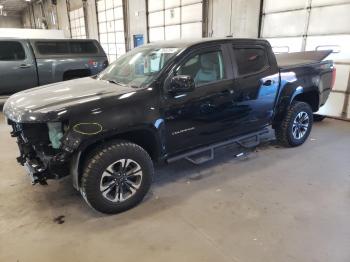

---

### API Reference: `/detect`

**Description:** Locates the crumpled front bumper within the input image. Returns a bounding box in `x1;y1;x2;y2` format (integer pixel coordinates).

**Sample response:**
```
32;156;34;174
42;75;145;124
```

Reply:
23;159;48;185
7;119;70;185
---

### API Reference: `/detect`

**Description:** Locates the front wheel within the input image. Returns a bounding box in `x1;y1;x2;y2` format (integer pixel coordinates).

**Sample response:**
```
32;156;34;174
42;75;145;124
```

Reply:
81;141;154;214
275;101;313;147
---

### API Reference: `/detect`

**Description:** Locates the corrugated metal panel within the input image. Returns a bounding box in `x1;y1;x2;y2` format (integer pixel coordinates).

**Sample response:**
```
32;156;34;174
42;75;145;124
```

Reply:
265;37;304;53
261;0;350;119
308;4;350;35
317;92;346;117
305;35;350;61
147;0;203;42
69;7;86;39
263;0;307;13
262;10;307;37
311;0;350;6
96;0;126;62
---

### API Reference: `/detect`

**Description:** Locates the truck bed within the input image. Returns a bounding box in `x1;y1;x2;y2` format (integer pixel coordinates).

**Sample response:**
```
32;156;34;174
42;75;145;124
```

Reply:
276;50;332;68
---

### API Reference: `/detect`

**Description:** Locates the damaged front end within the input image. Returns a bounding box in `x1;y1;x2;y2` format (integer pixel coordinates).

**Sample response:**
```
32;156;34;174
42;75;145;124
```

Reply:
8;119;76;185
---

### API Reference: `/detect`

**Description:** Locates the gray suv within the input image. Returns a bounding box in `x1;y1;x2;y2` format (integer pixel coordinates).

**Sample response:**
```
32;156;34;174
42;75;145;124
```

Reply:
0;39;108;96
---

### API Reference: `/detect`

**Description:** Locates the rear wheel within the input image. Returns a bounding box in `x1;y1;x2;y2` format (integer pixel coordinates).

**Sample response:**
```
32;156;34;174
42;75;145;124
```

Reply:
275;101;313;147
81;140;153;214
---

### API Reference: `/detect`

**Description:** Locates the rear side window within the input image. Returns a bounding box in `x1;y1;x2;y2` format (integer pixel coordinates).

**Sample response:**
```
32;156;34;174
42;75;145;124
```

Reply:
36;42;69;54
0;41;25;61
70;41;98;54
35;41;98;55
233;47;268;75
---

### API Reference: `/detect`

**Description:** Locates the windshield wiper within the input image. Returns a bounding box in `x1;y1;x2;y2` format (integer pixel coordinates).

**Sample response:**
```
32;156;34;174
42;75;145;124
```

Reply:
105;79;127;86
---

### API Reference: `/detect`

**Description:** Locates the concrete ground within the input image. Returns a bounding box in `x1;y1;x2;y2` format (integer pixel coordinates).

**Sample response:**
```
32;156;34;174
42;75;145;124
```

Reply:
0;112;349;262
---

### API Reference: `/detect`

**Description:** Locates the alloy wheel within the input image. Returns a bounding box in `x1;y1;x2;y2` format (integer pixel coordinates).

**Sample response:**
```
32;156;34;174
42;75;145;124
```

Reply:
292;111;310;140
99;159;143;202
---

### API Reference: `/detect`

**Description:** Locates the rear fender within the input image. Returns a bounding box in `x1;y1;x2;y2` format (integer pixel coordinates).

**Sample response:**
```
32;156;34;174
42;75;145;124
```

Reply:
273;83;304;124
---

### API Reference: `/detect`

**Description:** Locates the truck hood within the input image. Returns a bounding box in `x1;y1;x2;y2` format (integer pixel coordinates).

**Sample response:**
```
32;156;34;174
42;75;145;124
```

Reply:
3;77;136;123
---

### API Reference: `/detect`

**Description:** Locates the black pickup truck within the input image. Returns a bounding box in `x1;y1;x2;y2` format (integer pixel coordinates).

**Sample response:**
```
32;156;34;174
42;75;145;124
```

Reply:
3;38;335;214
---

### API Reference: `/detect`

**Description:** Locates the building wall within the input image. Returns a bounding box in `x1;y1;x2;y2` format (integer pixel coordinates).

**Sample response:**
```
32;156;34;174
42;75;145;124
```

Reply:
56;0;71;37
22;6;34;28
20;0;261;45
68;0;83;10
42;0;59;30
208;0;261;38
0;16;23;28
127;0;148;49
22;0;77;38
22;0;56;30
85;0;99;40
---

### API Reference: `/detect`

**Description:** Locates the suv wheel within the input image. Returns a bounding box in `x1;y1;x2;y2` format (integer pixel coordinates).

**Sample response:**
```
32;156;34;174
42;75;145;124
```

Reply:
275;101;313;147
81;141;153;214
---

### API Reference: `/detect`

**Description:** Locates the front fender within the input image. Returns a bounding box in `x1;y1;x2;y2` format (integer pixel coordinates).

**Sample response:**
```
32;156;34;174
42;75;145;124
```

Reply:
65;123;165;190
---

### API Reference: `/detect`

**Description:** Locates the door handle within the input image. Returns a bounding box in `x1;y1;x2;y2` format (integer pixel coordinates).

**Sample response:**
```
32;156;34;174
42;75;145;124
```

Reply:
221;89;235;95
18;64;32;69
262;80;273;86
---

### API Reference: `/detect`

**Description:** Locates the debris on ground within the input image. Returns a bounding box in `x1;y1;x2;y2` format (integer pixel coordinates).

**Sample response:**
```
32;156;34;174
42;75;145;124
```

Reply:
53;215;65;224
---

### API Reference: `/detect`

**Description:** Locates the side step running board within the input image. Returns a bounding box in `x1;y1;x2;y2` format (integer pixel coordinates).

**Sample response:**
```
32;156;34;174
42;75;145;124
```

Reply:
167;128;269;165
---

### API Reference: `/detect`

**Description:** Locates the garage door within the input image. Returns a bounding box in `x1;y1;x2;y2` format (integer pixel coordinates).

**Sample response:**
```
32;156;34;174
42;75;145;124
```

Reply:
147;0;203;42
69;7;86;39
261;0;350;119
96;0;126;62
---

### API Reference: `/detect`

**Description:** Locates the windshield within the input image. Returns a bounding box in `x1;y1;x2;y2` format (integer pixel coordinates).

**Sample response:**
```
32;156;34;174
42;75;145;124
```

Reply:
97;47;181;88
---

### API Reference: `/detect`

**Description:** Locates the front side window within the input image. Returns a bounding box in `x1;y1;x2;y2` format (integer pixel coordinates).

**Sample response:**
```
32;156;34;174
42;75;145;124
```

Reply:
233;47;268;75
177;50;225;87
0;41;25;61
98;47;180;88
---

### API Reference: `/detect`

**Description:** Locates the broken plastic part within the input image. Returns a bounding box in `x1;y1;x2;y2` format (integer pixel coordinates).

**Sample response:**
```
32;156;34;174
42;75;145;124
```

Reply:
47;122;63;149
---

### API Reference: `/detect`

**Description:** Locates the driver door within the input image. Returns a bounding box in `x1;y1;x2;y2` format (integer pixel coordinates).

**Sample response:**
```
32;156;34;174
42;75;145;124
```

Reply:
162;45;237;154
0;40;37;95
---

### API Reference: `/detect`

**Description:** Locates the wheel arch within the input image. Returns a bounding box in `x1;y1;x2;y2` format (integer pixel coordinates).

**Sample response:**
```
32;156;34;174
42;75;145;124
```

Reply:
293;90;319;112
273;84;319;126
63;69;91;81
71;127;163;190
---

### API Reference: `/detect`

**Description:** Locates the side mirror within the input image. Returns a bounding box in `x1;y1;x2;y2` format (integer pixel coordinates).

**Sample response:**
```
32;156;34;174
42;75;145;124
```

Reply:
168;75;195;94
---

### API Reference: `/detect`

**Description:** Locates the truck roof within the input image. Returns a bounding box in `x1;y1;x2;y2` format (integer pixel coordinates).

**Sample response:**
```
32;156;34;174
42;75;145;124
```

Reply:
144;37;270;49
0;38;98;42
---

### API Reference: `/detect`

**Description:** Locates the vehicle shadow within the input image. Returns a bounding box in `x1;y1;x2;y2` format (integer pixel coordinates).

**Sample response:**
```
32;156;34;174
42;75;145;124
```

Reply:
3;115;334;226
34;133;282;226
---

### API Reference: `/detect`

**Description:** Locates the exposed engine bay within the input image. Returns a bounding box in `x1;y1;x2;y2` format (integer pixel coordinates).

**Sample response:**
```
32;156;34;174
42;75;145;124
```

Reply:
8;119;72;185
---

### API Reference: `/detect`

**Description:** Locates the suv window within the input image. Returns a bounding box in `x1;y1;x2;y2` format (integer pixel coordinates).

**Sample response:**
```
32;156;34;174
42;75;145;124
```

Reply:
70;41;98;54
0;41;25;61
35;41;98;55
178;50;225;87
36;42;69;54
233;47;268;75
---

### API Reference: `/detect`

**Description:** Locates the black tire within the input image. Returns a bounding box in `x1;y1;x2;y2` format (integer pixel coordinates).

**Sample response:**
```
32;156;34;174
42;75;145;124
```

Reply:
313;114;326;122
81;140;153;214
275;101;313;147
